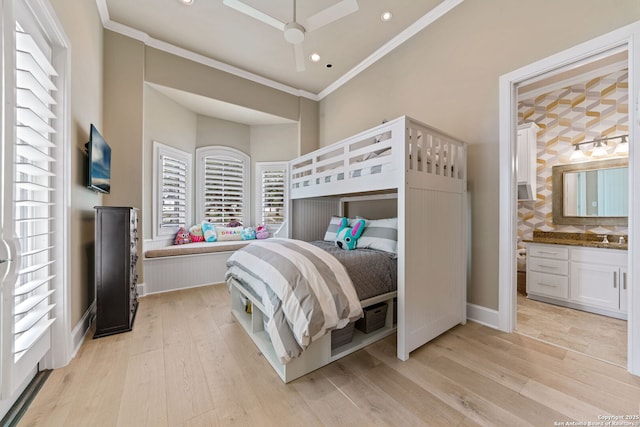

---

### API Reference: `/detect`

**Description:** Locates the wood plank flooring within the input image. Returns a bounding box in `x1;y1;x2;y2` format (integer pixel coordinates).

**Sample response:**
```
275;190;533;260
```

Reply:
516;293;627;367
19;284;640;427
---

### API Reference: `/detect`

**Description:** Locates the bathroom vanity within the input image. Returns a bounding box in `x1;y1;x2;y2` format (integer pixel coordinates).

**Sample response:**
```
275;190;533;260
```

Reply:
526;235;627;320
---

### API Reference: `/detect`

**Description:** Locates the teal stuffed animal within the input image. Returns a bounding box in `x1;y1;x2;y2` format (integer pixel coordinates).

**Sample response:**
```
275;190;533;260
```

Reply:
335;218;366;250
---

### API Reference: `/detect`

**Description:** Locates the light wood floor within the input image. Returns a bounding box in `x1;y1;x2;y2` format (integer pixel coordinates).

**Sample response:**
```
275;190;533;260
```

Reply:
19;284;640;427
516;293;627;367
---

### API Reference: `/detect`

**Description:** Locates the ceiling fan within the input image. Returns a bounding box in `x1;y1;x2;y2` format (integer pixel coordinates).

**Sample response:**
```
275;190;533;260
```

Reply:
222;0;359;72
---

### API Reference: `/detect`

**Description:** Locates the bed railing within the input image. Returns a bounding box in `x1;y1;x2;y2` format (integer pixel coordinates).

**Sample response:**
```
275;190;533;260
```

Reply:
290;116;466;199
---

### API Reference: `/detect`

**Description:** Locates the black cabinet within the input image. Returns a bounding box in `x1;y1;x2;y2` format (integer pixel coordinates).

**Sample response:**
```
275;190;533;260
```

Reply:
94;206;139;338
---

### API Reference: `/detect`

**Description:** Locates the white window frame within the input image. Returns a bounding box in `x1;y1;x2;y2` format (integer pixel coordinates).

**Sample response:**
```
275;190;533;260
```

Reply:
152;141;192;240
255;161;288;236
196;146;250;226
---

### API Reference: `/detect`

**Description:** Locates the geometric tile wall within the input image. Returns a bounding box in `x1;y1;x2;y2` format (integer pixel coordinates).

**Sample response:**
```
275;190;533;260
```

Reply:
517;68;629;254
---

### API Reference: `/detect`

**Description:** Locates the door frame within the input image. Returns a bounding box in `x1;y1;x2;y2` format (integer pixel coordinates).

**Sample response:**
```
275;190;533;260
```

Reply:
498;21;640;375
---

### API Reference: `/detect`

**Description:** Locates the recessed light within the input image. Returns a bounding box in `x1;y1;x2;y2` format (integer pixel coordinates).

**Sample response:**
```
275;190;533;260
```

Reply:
310;53;321;62
381;11;392;21
179;0;194;5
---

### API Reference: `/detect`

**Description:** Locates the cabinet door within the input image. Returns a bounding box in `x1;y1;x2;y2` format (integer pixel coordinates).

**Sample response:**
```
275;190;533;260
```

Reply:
570;262;620;310
516;128;529;183
620;267;628;314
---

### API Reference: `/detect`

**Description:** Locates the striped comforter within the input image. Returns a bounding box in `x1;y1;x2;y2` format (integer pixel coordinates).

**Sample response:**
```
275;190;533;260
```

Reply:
225;238;363;364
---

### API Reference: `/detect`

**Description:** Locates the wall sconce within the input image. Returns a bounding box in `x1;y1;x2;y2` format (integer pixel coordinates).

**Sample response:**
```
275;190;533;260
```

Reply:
570;134;629;162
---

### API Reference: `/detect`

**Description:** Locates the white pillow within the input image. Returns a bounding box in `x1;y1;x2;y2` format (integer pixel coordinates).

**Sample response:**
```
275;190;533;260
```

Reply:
323;216;344;241
356;217;398;254
217;226;243;241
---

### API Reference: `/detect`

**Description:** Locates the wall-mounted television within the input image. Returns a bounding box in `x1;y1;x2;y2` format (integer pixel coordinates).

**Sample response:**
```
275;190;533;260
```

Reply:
86;124;111;194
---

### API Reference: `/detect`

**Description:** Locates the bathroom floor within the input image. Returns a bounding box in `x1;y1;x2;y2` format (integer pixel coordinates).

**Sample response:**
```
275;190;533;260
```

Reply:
516;293;627;367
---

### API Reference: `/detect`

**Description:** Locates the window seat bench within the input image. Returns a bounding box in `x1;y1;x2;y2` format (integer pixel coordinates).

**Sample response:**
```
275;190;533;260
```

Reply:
142;240;254;295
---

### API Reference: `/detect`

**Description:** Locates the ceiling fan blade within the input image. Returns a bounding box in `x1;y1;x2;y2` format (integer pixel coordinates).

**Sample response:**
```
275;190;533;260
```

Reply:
222;0;286;31
302;0;358;32
294;43;305;72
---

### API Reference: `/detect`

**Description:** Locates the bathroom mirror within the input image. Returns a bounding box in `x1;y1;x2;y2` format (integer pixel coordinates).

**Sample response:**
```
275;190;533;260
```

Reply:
552;158;628;226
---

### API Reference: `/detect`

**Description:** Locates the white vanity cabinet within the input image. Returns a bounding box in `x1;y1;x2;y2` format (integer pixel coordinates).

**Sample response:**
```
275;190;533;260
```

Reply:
526;242;627;319
526;244;569;299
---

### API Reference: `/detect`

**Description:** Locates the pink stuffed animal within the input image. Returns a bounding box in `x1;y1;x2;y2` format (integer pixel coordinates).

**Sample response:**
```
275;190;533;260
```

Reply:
255;225;269;239
174;226;191;245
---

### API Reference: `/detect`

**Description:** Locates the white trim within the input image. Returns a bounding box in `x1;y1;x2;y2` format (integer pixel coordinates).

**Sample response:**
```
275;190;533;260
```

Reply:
70;301;96;359
152;141;193;240
466;303;499;329
96;0;463;101
499;20;640;376
254;161;288;234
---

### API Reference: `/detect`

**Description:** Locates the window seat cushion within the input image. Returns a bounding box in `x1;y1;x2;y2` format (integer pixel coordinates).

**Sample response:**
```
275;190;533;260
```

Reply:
145;240;252;259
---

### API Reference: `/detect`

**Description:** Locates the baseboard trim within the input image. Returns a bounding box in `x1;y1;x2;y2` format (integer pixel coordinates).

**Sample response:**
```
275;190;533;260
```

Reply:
466;303;499;329
141;281;226;297
71;300;96;358
137;281;145;297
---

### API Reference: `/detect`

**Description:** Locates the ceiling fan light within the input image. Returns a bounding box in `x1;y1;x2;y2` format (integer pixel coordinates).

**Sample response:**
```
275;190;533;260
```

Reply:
284;22;305;44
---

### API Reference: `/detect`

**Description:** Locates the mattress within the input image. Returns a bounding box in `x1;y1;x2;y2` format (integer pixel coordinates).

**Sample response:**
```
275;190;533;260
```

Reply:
310;240;397;301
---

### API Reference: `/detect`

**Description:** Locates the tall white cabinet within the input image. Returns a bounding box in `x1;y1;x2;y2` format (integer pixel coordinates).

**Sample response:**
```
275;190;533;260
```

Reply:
517;123;540;201
527;242;627;319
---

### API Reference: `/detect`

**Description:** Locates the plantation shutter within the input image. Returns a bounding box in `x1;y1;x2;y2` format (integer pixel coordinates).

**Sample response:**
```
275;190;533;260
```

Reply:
203;156;246;225
12;21;57;369
160;155;187;228
260;168;286;225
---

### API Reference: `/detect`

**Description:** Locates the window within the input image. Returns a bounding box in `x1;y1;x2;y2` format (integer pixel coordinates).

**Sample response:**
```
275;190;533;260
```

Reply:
153;142;192;239
196;147;250;226
255;162;288;234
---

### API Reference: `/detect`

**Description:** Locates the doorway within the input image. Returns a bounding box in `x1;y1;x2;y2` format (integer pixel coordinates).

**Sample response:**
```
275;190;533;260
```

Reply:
498;22;640;375
513;55;629;367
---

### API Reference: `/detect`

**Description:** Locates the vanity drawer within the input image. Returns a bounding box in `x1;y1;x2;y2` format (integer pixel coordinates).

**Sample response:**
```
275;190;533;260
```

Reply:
528;244;569;260
527;257;569;275
571;247;627;266
527;271;569;299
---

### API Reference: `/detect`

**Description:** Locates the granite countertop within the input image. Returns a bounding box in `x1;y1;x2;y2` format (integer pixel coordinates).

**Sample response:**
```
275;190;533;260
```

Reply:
523;231;628;250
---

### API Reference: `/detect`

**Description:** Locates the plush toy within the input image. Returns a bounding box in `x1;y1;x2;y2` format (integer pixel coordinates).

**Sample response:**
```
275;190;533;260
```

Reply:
255;225;269;240
335;218;365;250
202;222;217;242
241;227;256;240
189;223;204;242
227;219;243;228
174;226;191;245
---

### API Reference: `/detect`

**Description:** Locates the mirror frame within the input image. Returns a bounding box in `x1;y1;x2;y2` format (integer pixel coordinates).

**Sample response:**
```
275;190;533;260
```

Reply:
552;157;628;226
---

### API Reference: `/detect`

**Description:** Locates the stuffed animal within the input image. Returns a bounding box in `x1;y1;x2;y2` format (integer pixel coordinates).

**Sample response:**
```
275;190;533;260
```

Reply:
227;219;243;228
189;224;204;242
241;227;256;240
335;218;365;250
174;226;191;245
255;224;269;239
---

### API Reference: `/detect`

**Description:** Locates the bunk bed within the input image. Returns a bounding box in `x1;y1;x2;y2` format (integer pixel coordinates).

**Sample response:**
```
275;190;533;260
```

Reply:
227;115;468;382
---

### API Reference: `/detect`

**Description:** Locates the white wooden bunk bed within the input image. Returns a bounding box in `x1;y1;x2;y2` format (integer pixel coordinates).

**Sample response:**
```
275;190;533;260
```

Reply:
227;115;468;382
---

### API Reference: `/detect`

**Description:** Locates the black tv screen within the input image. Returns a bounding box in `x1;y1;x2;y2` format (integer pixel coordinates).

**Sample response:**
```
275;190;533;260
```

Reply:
87;124;111;194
